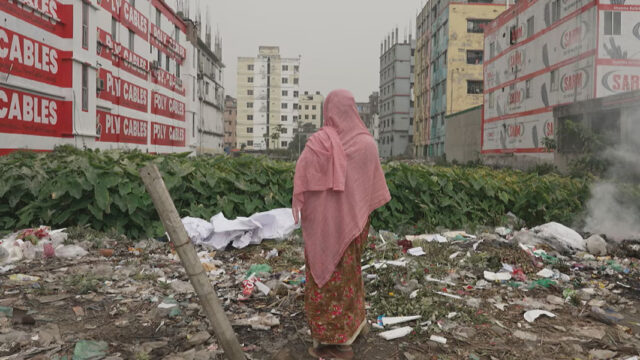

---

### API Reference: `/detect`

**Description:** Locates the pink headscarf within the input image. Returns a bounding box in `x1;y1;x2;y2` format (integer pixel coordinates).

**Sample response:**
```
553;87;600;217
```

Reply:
293;89;391;288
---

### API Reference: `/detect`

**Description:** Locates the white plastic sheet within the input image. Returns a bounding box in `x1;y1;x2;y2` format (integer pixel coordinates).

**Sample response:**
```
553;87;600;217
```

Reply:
182;208;299;250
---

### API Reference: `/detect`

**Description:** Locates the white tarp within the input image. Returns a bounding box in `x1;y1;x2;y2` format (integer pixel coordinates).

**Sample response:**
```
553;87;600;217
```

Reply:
182;208;299;250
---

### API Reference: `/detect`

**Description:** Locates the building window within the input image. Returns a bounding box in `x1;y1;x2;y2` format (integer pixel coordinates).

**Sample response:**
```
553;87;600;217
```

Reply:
282;78;288;84
293;103;298;110
604;11;622;35
305;115;309;120
128;30;135;51
526;79;531;98
247;89;253;96
467;80;483;94
247;115;253;120
165;54;170;71
552;0;561;23
294;78;299;84
281;103;288;109
510;25;517;45
466;50;483;64
489;92;495;108
82;64;88;111
282;65;289;71
551;70;559;91
247;102;253;108
312;105;317;110
157;49;162;68
111;17;117;40
82;2;89;49
247;140;254;146
527;16;535;38
489;42;495;58
312;115;317;120
280;127;287;134
248;77;254;83
248;64;254;70
176;64;180;78
282;90;288;96
247;127;253;133
281;115;287;121
467;19;490;33
156;8;161;26
305;105;309;110
174;25;179;42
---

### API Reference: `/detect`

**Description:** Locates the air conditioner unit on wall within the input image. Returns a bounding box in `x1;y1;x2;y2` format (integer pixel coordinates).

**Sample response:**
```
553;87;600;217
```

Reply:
151;61;159;70
176;78;183;87
96;78;105;92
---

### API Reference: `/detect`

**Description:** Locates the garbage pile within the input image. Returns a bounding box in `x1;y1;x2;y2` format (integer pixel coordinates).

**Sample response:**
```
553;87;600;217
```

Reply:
0;220;639;359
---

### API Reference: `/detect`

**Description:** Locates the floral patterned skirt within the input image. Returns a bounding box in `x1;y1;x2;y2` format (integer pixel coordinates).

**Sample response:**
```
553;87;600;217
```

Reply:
304;220;370;345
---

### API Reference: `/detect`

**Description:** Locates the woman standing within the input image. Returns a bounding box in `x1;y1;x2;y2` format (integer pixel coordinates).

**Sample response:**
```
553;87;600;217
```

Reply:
293;89;391;359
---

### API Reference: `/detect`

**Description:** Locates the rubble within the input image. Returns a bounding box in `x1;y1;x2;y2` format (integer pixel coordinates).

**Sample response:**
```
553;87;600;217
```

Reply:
0;221;638;359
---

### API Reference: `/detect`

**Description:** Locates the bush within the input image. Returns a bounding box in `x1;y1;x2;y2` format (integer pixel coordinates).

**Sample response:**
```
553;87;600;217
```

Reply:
0;146;591;238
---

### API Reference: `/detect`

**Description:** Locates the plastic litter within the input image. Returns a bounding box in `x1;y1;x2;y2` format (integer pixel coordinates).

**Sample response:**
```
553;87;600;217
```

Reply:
246;264;272;278
429;335;447;344
72;340;108;360
406;234;447;243
55;245;88;258
536;268;554;278
524;310;556;323
9;274;40;282
265;248;279;259
381;315;421;326
234;313;280;330
484;271;511;281
378;326;413;340
407;247;425;256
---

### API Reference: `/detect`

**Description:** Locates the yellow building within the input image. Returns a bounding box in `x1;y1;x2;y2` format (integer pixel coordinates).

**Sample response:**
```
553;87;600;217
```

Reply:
299;92;324;130
414;0;505;158
237;46;300;150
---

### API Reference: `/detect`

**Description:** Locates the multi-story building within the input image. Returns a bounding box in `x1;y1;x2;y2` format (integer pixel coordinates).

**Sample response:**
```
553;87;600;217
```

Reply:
482;0;640;166
190;25;225;154
379;28;415;158
414;0;506;159
367;92;380;143
356;102;371;128
299;91;324;129
0;0;202;154
224;95;237;150
237;46;300;151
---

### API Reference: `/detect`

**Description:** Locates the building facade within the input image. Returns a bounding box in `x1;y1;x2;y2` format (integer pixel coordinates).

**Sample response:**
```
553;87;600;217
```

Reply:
0;0;203;155
299;91;324;129
367;92;380;143
191;29;225;154
237;46;301;151
379;28;415;158
482;0;640;165
414;0;505;159
224;95;237;150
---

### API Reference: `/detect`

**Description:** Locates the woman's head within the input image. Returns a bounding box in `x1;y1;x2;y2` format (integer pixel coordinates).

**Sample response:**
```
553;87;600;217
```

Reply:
323;89;369;136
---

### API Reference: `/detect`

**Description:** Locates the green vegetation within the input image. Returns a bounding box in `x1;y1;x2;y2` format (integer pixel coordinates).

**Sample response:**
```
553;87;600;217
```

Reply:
0;146;590;238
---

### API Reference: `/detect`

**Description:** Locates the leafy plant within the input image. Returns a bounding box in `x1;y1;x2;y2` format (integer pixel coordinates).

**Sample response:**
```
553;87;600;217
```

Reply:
0;146;590;239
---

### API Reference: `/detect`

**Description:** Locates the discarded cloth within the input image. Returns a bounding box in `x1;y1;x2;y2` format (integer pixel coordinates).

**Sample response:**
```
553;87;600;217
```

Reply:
182;208;299;250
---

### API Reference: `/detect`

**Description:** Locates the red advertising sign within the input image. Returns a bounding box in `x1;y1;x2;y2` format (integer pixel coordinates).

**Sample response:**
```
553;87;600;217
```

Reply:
0;86;72;137
151;91;185;121
150;121;185;147
0;26;72;87
0;0;73;38
152;68;186;96
96;110;148;144
97;28;115;61
99;0;121;19
98;69;148;112
118;46;148;80
150;24;186;64
121;0;149;40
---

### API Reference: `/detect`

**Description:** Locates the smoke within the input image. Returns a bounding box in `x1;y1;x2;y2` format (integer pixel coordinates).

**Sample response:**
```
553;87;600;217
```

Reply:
583;110;640;240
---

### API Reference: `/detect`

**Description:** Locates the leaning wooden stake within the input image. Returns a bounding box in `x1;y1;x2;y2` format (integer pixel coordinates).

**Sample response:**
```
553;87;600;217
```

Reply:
140;164;246;360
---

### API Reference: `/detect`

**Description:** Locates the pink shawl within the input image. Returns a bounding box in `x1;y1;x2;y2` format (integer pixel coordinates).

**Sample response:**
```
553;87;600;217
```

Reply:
293;89;391;288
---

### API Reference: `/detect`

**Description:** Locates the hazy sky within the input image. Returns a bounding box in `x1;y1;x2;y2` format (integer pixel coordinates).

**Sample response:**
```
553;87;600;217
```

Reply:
200;0;424;101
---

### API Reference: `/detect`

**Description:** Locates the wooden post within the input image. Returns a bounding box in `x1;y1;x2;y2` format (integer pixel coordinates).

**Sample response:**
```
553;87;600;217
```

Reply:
140;164;246;360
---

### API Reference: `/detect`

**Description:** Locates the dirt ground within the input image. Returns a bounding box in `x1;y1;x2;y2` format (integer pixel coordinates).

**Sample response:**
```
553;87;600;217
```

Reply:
1;228;640;360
